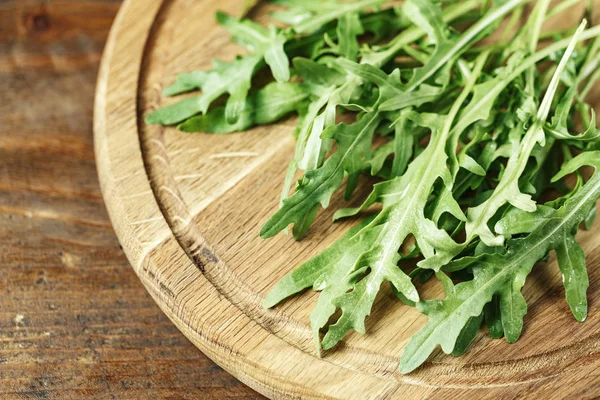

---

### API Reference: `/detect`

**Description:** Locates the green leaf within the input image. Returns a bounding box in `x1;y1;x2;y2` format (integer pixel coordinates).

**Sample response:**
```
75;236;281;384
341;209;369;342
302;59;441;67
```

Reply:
585;206;596;230
272;0;386;34
145;55;262;125
545;50;600;143
380;83;446;112
459;154;486;176
261;111;382;239
264;219;367;309
405;0;527;91
494;205;555;237
267;50;485;352
391;111;414;177
400;152;600;373
163;71;208;97
484;296;504;339
432;186;467;225
289;61;361;183
216;11;291;83
278;79;352;220
178;82;310;133
304;55;489;350
465;22;586;246
378;0;527;113
322;255;417;348
293;58;346;87
546;109;600;142
451;313;483;357
336;13;364;61
361;8;407;42
147;11;295;126
555;234;589;322
369;140;395;175
404;0;447;44
271;1;492;236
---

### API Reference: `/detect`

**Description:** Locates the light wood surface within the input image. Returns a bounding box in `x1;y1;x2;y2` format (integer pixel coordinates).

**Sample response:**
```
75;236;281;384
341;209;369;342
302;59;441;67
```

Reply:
94;0;600;398
0;0;259;398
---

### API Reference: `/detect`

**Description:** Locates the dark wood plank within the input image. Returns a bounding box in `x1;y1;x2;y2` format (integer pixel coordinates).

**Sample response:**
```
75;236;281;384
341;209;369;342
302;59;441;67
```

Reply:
0;1;261;398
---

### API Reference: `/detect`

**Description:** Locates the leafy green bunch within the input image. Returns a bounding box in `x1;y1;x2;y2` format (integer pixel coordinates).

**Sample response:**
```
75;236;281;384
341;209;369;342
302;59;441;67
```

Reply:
146;0;600;373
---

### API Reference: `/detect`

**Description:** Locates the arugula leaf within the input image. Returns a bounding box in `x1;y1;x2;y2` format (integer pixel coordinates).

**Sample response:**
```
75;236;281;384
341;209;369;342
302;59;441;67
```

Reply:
264;0;540;351
261;111;382;239
271;0;386;34
267;0;519;239
265;217;381;352
216;12;291;83
545;49;600;143
145;55;262;125
162;71;208;97
348;54;488;275
331;12;365;61
278;58;361;219
146;12;291;125
380;0;529;113
178;82;310;133
391;110;415;177
273;52;488;352
275;1;491;236
465;22;586;246
400;151;600;373
451;312;484;357
402;0;528;94
484;296;504;339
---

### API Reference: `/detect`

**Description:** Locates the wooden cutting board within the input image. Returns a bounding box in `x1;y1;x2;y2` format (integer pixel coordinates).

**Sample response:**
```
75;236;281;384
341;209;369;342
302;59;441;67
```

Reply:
94;0;600;398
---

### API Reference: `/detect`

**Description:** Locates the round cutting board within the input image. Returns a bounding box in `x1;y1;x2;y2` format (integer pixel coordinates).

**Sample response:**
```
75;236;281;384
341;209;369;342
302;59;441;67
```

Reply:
94;0;600;398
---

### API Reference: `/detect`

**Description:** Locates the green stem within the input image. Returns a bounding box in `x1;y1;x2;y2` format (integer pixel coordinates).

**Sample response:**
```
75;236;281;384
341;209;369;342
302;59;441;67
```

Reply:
465;22;587;245
525;0;552;97
293;0;385;34
363;0;482;67
408;0;532;91
452;24;600;138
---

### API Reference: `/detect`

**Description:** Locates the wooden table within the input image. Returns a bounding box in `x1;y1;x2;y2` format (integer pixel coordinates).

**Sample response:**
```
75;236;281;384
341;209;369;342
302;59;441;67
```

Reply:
0;1;261;398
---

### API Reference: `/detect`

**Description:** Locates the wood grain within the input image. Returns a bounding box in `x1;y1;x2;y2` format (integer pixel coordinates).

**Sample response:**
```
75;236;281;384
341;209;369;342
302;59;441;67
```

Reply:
94;0;600;399
0;1;261;398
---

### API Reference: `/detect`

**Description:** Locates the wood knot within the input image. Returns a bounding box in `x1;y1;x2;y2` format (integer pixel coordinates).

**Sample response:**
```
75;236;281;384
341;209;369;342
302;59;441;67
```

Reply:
25;12;51;33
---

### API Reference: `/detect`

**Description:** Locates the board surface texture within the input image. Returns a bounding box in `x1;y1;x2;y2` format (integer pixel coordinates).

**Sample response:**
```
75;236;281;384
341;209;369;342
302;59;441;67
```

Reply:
94;0;600;398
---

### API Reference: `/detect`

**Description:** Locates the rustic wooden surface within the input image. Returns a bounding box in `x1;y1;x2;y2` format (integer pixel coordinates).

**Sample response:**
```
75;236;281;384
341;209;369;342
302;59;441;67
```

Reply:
94;0;600;399
0;1;261;398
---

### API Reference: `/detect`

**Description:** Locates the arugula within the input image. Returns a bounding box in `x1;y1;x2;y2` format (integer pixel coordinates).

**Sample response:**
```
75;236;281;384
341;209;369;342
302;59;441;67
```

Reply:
146;1;387;127
263;0;524;239
146;12;290;125
270;0;385;34
466;21;587;246
401;152;600;373
178;82;310;134
276;0;484;230
146;0;600;375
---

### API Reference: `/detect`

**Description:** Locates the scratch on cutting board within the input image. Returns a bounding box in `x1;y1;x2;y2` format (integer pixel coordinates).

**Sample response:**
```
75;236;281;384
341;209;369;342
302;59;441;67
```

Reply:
210;152;258;159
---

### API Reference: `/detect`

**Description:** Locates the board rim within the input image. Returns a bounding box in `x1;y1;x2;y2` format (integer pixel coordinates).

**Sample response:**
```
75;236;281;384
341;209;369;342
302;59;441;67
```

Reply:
92;1;288;397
